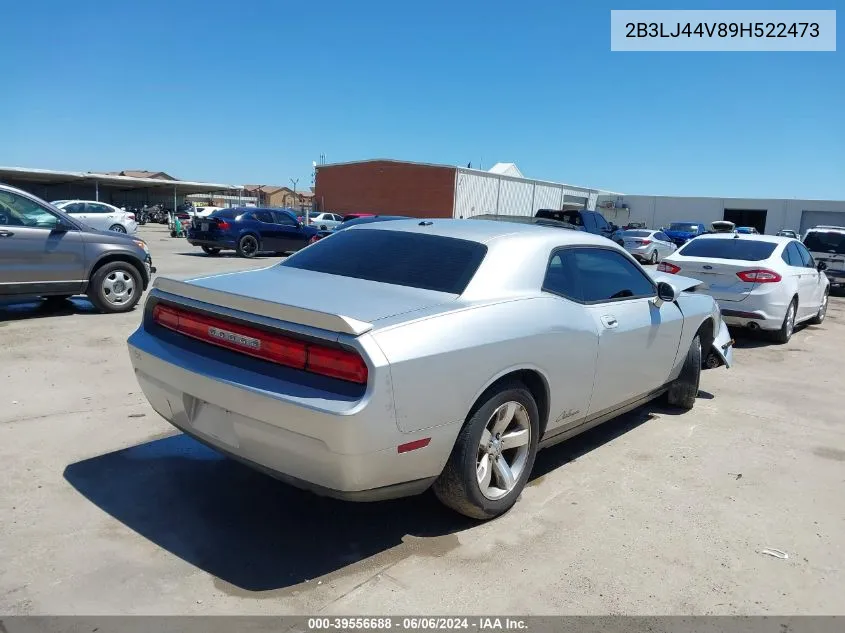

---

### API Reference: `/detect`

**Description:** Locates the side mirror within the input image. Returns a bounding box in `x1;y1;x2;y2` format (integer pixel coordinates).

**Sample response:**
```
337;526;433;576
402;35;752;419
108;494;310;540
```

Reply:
653;281;676;307
817;261;828;272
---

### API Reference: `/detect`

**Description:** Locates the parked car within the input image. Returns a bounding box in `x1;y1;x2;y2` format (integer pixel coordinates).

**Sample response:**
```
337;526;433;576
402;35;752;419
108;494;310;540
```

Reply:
663;221;708;247
190;206;224;219
802;226;845;288
776;229;799;239
128;219;732;520
619;229;677;264
624;222;647;230
0;184;155;312
299;212;343;229
736;226;759;235
658;234;829;343
710;221;737;234
309;215;411;244
534;209;614;239
52;200;138;234
340;213;376;223
186;207;319;257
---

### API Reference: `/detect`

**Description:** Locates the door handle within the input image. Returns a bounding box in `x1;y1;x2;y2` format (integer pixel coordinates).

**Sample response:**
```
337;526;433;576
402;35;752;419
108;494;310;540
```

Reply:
0;230;14;237
600;315;618;329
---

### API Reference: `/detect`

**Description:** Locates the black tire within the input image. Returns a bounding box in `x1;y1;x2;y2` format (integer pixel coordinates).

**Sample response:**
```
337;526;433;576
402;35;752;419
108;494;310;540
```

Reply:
808;289;829;325
109;224;127;233
86;261;142;314
666;334;701;410
201;246;221;256
771;299;797;344
433;381;539;520
237;234;259;258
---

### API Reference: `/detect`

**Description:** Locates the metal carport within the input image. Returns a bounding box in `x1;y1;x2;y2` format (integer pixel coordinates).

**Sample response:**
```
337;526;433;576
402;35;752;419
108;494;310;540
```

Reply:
0;166;240;210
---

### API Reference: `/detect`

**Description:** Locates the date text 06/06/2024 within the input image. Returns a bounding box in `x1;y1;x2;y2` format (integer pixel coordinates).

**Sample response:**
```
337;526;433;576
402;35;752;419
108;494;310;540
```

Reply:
306;617;529;631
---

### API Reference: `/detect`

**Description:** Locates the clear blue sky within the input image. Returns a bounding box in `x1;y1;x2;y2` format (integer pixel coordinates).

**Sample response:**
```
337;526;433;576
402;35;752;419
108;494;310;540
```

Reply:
1;0;842;198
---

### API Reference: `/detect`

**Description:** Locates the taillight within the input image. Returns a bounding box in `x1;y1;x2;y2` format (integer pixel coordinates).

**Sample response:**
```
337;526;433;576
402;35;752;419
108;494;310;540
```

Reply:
736;269;782;283
308;235;320;244
152;303;368;384
638;239;652;245
217;220;231;230
127;213;135;221
657;262;681;274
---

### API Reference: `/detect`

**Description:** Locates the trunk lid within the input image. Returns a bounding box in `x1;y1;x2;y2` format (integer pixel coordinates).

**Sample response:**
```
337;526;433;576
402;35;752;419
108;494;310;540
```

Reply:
153;266;457;336
667;257;760;301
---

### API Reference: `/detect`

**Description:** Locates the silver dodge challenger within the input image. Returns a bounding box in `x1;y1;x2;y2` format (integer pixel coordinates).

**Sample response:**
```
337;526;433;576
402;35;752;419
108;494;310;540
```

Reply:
128;219;733;519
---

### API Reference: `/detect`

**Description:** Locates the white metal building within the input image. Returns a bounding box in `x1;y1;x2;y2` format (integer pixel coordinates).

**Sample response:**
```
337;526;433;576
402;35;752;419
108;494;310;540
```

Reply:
595;194;845;235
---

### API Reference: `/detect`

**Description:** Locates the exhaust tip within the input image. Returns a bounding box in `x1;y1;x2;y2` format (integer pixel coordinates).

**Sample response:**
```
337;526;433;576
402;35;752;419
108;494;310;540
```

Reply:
747;322;760;330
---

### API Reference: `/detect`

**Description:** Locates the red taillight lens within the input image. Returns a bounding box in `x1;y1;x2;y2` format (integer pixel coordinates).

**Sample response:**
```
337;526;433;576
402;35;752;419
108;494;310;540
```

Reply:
127;214;135;221
657;262;681;274
217;220;230;230
152;304;367;384
638;239;652;245
736;269;782;283
306;345;368;383
308;235;320;244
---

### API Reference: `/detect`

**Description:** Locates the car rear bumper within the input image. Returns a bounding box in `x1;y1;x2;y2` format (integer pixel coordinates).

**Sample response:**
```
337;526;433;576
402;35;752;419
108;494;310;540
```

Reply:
127;329;454;500
187;237;237;249
824;269;845;285
719;304;784;330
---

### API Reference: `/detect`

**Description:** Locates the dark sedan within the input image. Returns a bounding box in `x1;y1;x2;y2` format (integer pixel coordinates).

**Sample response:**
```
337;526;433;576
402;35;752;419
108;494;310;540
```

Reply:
187;207;319;258
308;215;410;244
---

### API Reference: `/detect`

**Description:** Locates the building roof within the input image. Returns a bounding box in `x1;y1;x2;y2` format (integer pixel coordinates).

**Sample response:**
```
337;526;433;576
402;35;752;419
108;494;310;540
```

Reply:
0;166;238;194
488;162;523;178
104;170;176;180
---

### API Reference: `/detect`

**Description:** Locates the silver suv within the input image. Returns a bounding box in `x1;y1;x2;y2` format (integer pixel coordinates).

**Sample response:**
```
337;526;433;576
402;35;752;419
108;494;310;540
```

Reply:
803;226;845;289
0;184;155;313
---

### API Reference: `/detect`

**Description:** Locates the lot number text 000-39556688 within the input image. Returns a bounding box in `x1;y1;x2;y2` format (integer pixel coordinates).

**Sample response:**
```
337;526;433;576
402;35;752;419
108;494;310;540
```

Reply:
610;10;836;51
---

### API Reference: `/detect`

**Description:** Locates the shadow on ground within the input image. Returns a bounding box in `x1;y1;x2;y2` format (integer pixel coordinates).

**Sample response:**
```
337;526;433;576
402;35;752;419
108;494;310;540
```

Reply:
0;297;99;322
63;396;703;592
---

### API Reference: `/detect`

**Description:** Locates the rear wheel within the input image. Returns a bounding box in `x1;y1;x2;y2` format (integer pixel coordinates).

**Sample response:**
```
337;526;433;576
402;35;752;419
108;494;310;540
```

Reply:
109;224;127;233
87;261;142;313
433;381;539;520
649;250;658;265
201;246;221;256
771;299;797;344
808;290;829;325
237;234;259;258
666;335;701;410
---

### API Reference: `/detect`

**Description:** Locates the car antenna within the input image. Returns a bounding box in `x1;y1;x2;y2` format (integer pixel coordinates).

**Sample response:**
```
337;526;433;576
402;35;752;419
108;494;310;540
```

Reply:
419;221;433;226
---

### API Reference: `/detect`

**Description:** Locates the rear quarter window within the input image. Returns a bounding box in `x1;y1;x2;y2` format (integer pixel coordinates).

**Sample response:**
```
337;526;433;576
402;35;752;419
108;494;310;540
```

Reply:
678;239;777;261
282;229;487;294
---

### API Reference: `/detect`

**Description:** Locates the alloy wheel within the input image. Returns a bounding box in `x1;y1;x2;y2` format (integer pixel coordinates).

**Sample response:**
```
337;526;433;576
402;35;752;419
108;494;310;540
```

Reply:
476;401;531;500
102;269;135;305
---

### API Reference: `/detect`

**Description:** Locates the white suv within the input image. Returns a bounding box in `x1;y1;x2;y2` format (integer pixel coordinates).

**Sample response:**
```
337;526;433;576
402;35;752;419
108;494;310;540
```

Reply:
52;200;138;234
803;226;845;288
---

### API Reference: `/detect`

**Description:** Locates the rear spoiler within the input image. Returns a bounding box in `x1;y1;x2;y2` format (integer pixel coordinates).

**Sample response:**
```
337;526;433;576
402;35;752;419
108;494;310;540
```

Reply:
648;271;704;293
152;277;374;336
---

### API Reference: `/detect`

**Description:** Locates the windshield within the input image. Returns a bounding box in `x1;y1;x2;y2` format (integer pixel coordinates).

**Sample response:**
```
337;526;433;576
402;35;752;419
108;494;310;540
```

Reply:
668;223;700;232
283;229;487;294
804;231;845;255
678;238;777;261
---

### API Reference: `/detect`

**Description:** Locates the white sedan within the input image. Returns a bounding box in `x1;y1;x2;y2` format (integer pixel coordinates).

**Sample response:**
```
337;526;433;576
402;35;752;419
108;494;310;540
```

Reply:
618;229;676;264
658;234;830;343
52;200;137;234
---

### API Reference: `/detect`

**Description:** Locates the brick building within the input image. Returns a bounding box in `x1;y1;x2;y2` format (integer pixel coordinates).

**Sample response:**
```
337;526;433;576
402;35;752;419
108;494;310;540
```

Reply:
314;159;602;218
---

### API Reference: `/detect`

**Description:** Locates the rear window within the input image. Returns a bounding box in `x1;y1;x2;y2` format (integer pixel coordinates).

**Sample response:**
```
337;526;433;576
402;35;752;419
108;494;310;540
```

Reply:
282;229;487;294
678;238;777;261
804;231;845;255
623;230;651;237
211;209;239;219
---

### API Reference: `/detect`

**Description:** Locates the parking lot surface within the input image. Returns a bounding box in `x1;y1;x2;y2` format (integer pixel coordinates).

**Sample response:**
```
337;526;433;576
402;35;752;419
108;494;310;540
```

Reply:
1;224;844;615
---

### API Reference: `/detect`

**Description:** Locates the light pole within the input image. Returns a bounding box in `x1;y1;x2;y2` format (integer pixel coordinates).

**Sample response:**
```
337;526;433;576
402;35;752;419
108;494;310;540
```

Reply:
290;177;300;217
